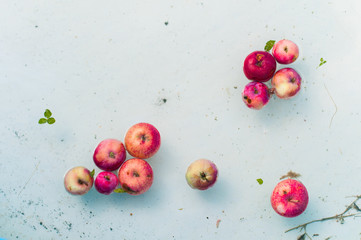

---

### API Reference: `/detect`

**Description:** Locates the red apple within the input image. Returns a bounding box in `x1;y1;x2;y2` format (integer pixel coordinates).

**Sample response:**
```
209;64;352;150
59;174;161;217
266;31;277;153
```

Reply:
243;51;277;82
272;39;299;64
118;158;153;195
64;166;94;195
270;179;309;217
185;159;218;190
124;123;161;159
94;171;119;195
242;82;270;110
271;68;301;99
93;139;127;171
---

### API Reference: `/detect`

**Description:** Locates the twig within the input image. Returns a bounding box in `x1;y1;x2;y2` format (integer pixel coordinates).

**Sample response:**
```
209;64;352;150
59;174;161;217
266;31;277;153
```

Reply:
323;84;337;128
280;171;301;180
18;160;41;196
285;195;361;234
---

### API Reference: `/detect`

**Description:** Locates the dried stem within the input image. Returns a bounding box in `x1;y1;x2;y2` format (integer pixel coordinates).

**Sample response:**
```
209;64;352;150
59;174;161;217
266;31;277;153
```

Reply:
18;160;41;196
285;195;361;236
323;84;337;128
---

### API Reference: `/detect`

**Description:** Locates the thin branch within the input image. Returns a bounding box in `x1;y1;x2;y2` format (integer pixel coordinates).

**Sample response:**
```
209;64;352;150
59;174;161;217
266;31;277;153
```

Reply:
285;195;361;234
323;84;337;128
18;160;41;196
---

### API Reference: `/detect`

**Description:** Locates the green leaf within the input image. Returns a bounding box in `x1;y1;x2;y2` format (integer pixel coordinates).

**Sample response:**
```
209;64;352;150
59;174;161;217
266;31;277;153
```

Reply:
319;58;327;67
264;40;276;52
256;178;263;185
90;169;95;178
114;188;126;193
38;118;47;124
47;118;56;124
44;109;52;118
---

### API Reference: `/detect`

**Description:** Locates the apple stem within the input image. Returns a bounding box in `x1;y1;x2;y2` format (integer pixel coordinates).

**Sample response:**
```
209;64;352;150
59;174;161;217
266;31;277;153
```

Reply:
78;179;88;186
200;172;209;182
109;151;115;158
253;87;258;94
289;199;299;203
269;88;276;95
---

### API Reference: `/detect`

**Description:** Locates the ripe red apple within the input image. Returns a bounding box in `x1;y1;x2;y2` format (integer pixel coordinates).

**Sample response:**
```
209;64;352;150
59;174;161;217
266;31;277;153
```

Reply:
94;171;119;195
243;51;277;82
64;166;94;195
124;123;161;159
272;39;299;64
185;159;218;190
93;139;127;171
118;158;153;195
270;179;309;217
271;68;302;99
242;82;270;110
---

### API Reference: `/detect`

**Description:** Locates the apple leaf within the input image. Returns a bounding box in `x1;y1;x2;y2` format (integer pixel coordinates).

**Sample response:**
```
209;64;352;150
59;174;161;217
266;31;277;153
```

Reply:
47;118;56;124
114;188;126;193
38;118;47;124
319;58;327;67
44;109;52;118
256;178;263;185
90;169;95;178
264;40;275;52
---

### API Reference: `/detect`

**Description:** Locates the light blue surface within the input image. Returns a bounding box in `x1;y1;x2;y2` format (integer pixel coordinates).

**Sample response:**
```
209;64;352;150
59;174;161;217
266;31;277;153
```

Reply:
1;0;361;239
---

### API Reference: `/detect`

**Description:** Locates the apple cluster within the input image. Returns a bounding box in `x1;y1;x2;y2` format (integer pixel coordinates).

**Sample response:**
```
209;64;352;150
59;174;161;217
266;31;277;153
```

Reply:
64;122;161;196
242;39;302;110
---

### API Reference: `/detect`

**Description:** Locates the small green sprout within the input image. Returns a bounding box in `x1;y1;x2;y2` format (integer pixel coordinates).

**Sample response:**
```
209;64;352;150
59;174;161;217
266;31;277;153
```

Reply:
39;109;56;124
319;58;327;67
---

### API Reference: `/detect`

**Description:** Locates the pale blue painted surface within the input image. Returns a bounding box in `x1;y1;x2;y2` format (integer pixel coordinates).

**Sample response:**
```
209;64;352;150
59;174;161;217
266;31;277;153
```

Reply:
1;1;361;239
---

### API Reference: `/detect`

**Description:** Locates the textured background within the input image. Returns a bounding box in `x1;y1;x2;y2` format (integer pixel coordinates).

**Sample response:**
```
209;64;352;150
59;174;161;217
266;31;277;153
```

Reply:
1;0;361;239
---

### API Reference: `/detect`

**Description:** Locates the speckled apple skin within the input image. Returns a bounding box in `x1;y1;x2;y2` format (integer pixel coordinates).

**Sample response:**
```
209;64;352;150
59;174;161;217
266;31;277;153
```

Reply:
125;123;161;159
272;39;299;64
242;82;270;110
271;179;309;218
118;158;153;195
185;159;218;190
